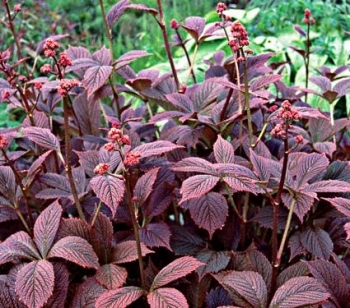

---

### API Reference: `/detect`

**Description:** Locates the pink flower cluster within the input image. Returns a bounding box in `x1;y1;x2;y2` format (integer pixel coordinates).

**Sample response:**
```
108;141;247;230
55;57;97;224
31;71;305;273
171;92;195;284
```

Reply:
271;100;301;139
170;19;179;30
0;135;9;149
303;9;315;24
58;52;72;67
93;163;110;175
123;151;141;167
216;2;230;20
58;79;80;96
104;123;131;152
228;21;250;53
43;38;60;58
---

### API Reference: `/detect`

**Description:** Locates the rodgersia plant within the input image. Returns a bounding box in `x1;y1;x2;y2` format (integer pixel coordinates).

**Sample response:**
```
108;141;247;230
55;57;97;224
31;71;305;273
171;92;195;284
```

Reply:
1;0;350;307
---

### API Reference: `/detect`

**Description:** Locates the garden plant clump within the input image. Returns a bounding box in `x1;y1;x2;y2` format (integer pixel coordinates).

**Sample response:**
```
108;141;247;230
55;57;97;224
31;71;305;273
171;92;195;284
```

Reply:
1;0;350;307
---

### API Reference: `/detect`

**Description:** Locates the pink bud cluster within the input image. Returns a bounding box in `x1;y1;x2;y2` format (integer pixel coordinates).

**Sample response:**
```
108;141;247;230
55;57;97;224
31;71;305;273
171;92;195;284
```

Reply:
57;79;80;96
0;135;9;149
216;2;230;20
228;21;249;53
104;122;131;152
43;38;60;58
93;163;110;175
303;9;315;24
270;100;301;139
123;151;141;167
14;4;21;13
40;64;52;74
170;19;179;30
58;52;72;67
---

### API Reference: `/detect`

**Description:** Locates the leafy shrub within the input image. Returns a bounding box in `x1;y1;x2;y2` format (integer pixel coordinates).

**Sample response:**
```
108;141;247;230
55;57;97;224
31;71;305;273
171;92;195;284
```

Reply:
0;0;350;307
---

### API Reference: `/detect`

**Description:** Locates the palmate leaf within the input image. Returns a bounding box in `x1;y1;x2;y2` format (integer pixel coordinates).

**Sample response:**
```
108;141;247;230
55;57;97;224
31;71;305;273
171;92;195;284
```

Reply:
95;286;144;308
48;236;99;269
133;140;183;158
139;222;172;250
83;65;113;97
45;263;69;308
306;260;350;307
0;231;41;265
106;0;130;28
151;256;204;290
181;17;205;42
34;201;62;258
95;264;128;290
69;277;106;308
181;192;228;238
213;270;268;308
147;288;189;308
299;228;333;260
295;153;329;188
15;260;54;308
111;240;154;264
134;168;159;206
172;157;219;176
214;135;235;164
165;92;194;112
323;197;350;216
114;50;150;71
22;127;60;151
90;175;125;216
269;277;330;308
277;262;309;288
282;192;314;222
250;74;282;92
179;175;220;202
195;250;231;280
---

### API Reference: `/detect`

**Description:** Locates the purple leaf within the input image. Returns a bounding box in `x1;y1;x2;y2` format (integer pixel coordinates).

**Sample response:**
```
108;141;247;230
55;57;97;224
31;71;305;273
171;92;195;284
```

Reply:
45;263;69;308
181;17;206;42
191;78;224;110
196;250;231;280
288;231;307;260
296;153;329;188
83;65;113;97
134;168;159;206
112;240;154;264
90;175;125;216
126;4;158;16
106;0;130;29
277;262;309;288
114;50;150;71
206;287;233;308
306;259;350;307
252;205;289;230
299;228;333;259
213;270;268;308
95;264;128;290
250;74;282;92
165;92;194;112
180;175;220;202
303;180;350;193
70;277;106;308
0;206;17;223
172;157;219;176
313;142;336;157
0;231;41;264
214;135;235;164
92;46;112;66
282;192;314;222
181;192;228;238
23;127;60;151
66;58;99;73
91;212;114;262
15;260;54;308
133;140;183;158
96;287;144;308
333;78;350;97
323;197;350;216
34;201;62;258
270;277;330;307
223;176;258;194
0;166;17;202
151;256;204;290
310;76;332;92
57;218;91;241
147;288;189;308
294;25;306;36
139;222;172;250
48;236;99;269
170;225;206;256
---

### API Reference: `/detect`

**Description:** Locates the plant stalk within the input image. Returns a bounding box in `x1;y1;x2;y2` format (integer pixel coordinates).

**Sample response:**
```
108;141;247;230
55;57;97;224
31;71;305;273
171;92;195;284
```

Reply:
156;0;180;91
125;173;146;290
63;97;86;221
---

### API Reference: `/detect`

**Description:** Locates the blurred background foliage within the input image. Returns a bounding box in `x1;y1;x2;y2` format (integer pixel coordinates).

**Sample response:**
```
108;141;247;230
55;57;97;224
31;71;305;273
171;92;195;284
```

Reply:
1;0;349;124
